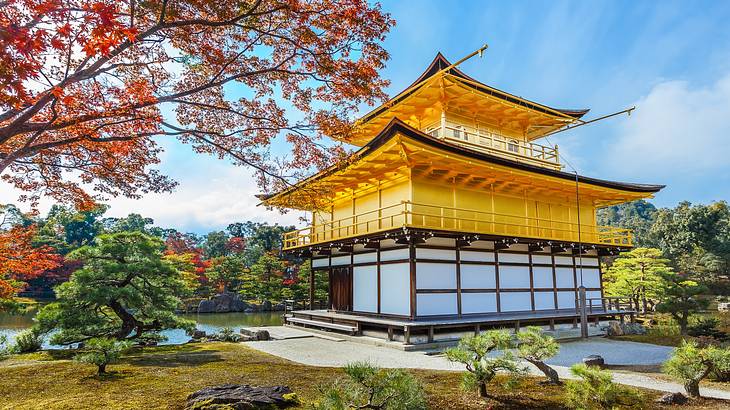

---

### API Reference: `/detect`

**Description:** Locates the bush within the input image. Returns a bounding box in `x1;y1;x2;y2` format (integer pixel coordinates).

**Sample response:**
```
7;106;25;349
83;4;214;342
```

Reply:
216;327;241;342
445;329;525;398
515;326;561;384
0;334;9;360
12;328;44;353
74;337;131;375
565;364;643;409
663;340;730;397
687;317;727;340
314;361;426;410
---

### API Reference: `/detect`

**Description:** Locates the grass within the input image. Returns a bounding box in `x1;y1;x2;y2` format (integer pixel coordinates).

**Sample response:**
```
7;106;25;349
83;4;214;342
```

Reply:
0;342;727;409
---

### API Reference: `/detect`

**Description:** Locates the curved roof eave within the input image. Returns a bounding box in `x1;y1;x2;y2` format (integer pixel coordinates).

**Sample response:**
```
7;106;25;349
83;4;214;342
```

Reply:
358;53;590;126
259;118;664;204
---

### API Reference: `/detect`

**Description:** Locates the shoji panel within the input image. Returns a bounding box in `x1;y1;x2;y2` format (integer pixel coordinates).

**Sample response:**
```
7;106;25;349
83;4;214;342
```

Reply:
380;263;410;315
353;266;377;312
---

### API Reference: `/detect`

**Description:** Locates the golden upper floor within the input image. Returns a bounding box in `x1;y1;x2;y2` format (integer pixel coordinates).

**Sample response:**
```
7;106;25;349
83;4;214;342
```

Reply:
341;53;589;171
261;119;664;250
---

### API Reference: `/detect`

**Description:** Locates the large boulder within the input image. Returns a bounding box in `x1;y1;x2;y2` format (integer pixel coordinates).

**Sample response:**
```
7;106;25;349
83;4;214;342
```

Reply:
186;384;297;409
198;300;216;314
213;293;234;313
261;300;273;311
582;355;605;367
606;320;647;336
231;297;249;312
655;392;688;405
240;328;271;341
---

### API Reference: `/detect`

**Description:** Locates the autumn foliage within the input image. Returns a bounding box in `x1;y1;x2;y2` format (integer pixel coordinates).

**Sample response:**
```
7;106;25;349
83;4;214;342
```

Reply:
0;225;61;298
0;0;394;209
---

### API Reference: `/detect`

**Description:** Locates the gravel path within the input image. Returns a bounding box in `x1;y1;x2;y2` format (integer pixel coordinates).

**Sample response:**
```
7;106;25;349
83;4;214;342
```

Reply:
247;337;730;400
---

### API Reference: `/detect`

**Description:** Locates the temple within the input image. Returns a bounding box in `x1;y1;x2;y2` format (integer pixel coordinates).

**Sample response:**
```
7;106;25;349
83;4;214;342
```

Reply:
260;53;664;345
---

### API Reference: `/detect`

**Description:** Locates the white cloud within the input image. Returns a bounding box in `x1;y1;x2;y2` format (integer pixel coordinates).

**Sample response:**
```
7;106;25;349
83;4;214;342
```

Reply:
603;74;730;180
0;164;304;233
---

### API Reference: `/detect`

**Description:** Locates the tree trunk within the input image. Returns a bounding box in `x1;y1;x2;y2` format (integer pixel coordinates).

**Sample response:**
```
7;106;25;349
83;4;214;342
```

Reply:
98;363;107;375
685;379;701;398
478;382;488;398
527;359;560;384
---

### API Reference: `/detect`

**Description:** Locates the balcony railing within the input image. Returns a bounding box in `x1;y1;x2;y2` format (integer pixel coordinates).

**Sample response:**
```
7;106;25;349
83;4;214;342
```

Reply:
283;201;632;250
425;125;561;170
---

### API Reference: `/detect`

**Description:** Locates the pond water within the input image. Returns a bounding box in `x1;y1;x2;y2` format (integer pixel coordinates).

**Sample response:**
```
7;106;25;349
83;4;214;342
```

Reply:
0;308;283;348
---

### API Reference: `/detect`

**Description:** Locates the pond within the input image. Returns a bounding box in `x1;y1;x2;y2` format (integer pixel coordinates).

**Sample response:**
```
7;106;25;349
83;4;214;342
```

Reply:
0;307;283;348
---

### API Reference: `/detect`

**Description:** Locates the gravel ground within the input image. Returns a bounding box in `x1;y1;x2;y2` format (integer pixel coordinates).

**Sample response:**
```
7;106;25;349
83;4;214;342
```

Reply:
247;336;730;400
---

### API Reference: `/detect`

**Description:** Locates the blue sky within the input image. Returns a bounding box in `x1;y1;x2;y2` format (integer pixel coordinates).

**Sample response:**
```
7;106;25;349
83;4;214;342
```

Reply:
3;0;730;233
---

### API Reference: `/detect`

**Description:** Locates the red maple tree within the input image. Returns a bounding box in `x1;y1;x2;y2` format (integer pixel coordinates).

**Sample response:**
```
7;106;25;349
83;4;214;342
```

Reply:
0;225;61;299
0;0;394;209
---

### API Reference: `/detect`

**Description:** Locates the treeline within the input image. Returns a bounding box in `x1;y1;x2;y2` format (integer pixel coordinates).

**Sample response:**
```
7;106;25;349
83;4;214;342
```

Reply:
0;203;326;307
598;200;730;290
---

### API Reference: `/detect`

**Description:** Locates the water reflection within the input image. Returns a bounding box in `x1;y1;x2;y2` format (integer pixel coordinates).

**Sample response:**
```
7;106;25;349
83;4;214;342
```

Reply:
0;309;283;347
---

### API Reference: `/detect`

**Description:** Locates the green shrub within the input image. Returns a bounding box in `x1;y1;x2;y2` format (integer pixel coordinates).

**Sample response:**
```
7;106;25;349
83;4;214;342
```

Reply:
0;334;9;360
565;364;642;409
663;340;730;397
216;327;240;342
314;361;426;410
515;326;561;384
74;337;131;375
687;317;727;340
445;329;525;398
12;328;44;353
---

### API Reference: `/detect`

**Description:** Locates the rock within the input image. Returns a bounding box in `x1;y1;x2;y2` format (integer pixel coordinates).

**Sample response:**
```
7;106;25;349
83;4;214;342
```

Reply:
244;307;255;313
582;355;605;367
191;330;207;339
240;328;271;341
272;303;285;312
231;298;249;312
213;293;234;313
261;300;273;311
198;300;216;314
186;384;298;410
655;392;688;405
606;320;647;336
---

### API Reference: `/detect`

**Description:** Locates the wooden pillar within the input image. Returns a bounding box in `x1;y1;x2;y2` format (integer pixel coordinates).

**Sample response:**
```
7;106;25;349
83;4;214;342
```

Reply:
409;242;417;319
549;319;555;331
309;259;315;310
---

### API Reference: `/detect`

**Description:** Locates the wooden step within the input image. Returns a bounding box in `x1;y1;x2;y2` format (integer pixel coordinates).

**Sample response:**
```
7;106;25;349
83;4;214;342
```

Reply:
286;317;358;334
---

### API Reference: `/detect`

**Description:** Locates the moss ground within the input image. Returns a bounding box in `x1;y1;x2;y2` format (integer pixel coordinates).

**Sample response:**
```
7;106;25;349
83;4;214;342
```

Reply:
0;342;727;409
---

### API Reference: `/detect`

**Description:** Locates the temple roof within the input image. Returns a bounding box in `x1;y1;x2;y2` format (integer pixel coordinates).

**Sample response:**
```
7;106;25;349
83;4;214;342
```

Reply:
259;118;664;209
346;53;591;146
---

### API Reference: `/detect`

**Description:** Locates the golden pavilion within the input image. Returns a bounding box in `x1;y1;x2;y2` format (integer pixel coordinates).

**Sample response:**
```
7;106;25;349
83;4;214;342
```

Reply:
260;53;664;344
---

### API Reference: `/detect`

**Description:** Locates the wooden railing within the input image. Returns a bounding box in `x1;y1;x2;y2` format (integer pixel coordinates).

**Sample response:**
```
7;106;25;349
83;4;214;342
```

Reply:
577;297;638;314
283;201;633;250
427;125;561;170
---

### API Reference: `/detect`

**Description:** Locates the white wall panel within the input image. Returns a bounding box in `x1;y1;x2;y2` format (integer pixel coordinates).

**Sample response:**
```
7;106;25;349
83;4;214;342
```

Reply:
581;268;601;288
416;248;456;260
555;267;575;288
461;293;498;314
557;291;577;309
353;266;377;312
331;255;351;266
500;292;532;312
416;263;456;289
380;263;410;315
460;265;496;289
532;266;554;288
581;258;600;267
531;254;552;264
353;252;377;264
460;251;495;262
312;258;329;268
554;256;574;265
534;291;555;310
380;248;409;261
417;293;458;316
498;253;529;263
586;290;603;308
498;265;531;288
